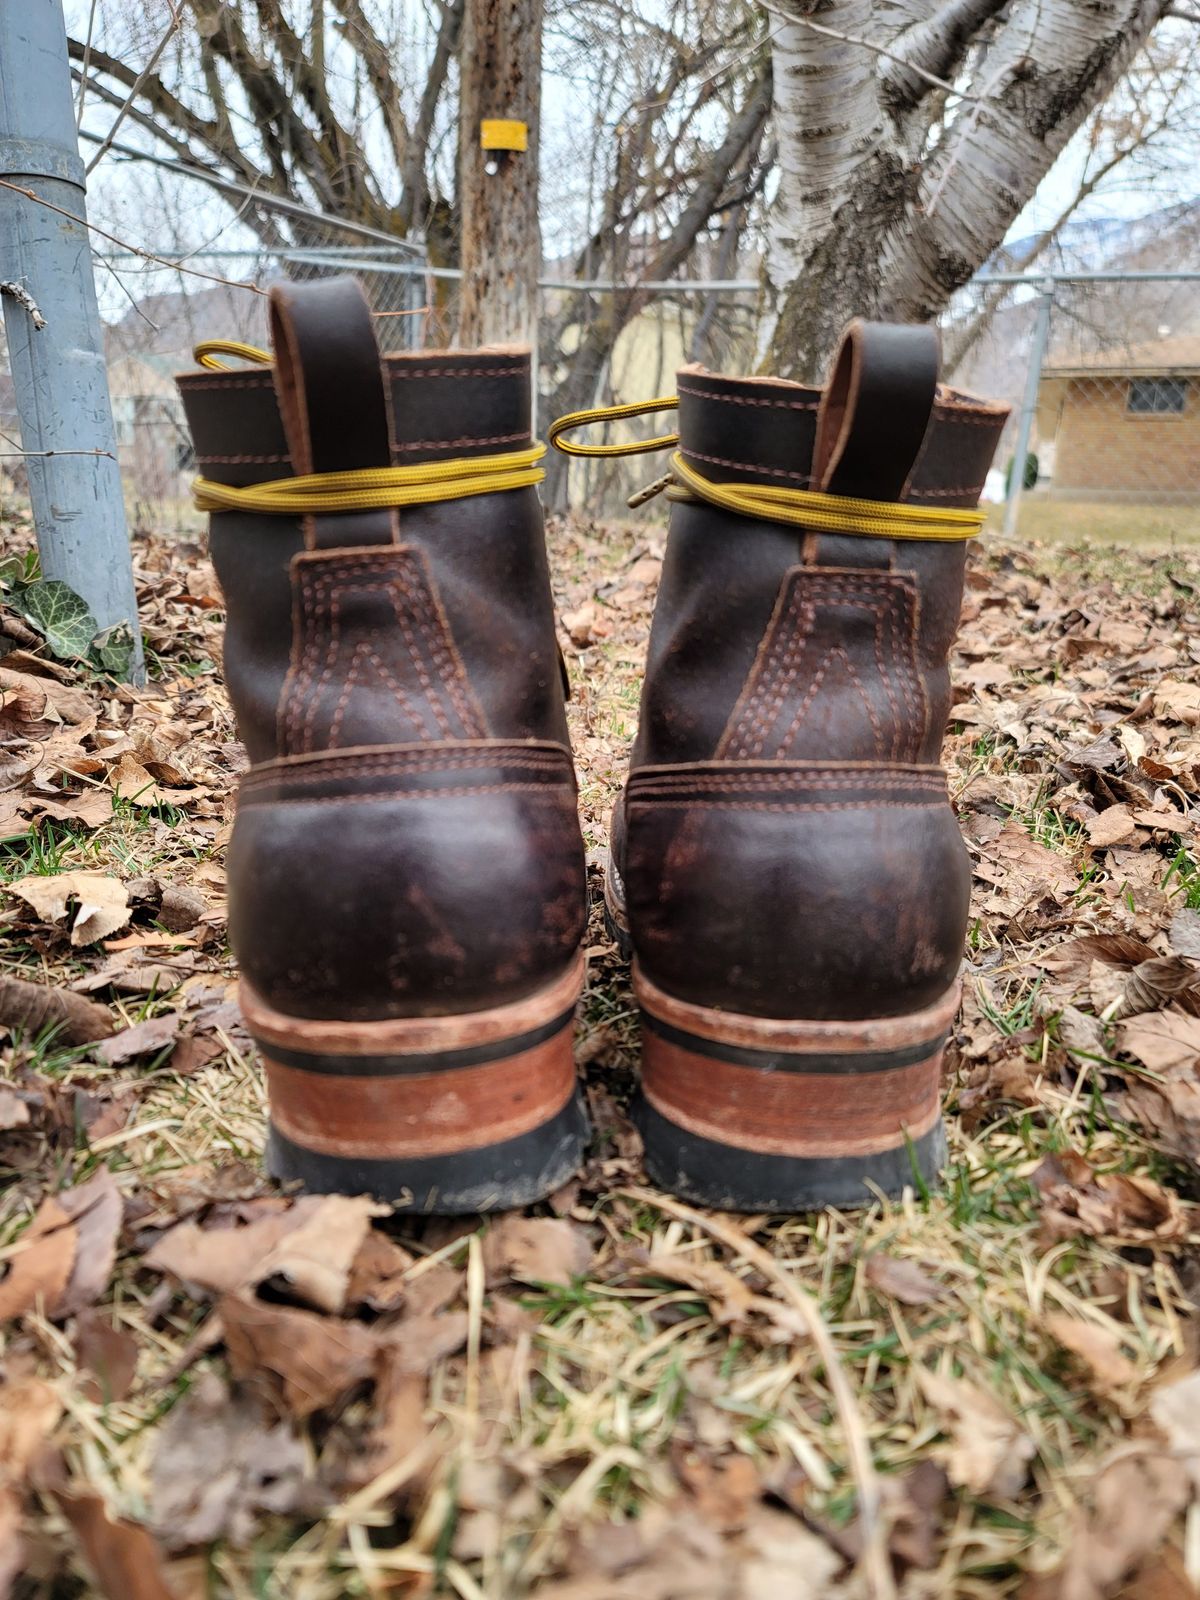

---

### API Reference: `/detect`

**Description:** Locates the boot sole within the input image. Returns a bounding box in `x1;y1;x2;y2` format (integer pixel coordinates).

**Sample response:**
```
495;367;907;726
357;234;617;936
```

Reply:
240;952;587;1213
633;965;957;1211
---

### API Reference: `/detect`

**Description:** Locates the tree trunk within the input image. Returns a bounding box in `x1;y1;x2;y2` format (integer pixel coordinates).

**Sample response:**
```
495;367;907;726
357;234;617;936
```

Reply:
763;0;1172;381
457;0;543;347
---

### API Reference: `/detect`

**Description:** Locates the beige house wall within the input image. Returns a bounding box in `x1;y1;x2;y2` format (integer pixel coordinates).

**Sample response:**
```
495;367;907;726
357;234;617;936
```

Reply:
1044;375;1200;498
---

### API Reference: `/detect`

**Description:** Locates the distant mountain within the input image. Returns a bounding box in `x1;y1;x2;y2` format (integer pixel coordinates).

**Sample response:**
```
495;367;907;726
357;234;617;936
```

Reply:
952;196;1200;403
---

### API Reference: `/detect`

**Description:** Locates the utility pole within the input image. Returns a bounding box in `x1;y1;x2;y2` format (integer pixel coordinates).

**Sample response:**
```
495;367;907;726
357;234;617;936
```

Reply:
458;0;542;352
1002;281;1054;541
0;0;143;680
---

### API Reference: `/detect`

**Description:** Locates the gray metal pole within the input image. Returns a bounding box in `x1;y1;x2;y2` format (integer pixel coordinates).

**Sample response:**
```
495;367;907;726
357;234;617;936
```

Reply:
1002;281;1054;541
0;0;143;679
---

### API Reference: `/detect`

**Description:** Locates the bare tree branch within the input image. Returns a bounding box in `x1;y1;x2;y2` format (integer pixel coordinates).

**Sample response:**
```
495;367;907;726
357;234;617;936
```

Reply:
85;3;185;174
879;0;1009;112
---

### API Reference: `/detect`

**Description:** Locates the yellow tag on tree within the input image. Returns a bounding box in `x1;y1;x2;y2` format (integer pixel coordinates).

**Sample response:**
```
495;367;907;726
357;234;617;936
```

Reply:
480;119;529;152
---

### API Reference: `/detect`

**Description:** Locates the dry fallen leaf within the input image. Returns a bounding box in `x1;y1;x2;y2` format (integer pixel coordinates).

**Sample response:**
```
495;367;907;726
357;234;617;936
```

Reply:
94;1011;181;1066
9;871;130;946
1153;679;1200;726
916;1368;1035;1498
482;1215;595;1288
1045;1314;1140;1394
149;1372;318;1549
1021;1451;1190;1600
1087;806;1137;847
1117;1007;1200;1072
54;1169;124;1319
339;1347;436;1495
0;1194;77;1323
1034;1152;1188;1244
0;972;114;1043
1149;1369;1200;1491
146;1194;383;1314
865;1252;945;1307
673;1447;762;1532
75;1311;140;1405
1170;909;1200;960
0;1376;63;1482
639;1251;757;1327
977;822;1080;907
219;1293;379;1419
52;1484;179;1600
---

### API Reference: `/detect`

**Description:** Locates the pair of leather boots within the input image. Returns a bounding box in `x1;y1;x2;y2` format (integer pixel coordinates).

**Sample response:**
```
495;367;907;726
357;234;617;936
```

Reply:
178;277;1009;1216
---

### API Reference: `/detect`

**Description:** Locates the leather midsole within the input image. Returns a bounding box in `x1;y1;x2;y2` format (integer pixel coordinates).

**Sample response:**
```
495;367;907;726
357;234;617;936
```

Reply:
264;1018;577;1160
641;1028;943;1159
633;963;960;1054
240;949;586;1056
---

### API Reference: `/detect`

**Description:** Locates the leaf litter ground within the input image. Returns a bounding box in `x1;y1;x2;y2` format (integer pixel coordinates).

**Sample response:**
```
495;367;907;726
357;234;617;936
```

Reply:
1;507;1200;1598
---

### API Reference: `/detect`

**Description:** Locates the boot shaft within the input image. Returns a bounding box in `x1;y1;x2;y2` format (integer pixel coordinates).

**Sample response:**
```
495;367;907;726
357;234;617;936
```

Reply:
635;331;1008;771
178;283;568;765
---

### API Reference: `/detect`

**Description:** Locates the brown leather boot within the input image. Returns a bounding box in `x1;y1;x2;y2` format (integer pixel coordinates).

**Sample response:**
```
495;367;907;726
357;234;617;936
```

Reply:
177;278;588;1212
603;322;1009;1210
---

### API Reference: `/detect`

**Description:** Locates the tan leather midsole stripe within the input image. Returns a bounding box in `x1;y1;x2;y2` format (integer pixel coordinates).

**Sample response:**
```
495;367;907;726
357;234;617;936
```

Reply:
265;1024;576;1159
634;963;960;1055
242;949;585;1056
642;1032;943;1158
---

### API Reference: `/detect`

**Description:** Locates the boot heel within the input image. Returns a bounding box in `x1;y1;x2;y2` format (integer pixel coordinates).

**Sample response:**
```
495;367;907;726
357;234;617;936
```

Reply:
633;965;957;1212
241;954;587;1214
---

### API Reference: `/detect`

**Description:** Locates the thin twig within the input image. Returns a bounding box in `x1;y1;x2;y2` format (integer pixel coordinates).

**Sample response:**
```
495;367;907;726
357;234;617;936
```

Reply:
621;1187;898;1600
0;282;47;330
85;2;185;176
0;179;264;297
74;0;100;130
759;1;982;105
0;451;116;460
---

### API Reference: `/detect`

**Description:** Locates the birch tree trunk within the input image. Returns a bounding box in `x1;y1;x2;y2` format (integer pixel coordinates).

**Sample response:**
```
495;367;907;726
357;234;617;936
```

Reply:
457;0;543;346
764;0;1174;379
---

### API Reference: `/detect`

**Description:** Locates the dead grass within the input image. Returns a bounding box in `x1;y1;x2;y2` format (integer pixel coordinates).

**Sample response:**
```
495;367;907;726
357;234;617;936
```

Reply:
1;509;1200;1598
993;495;1200;548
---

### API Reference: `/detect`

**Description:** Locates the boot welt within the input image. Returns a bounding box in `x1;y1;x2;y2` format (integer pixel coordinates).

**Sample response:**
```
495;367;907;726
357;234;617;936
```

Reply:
240;952;587;1213
634;964;955;1211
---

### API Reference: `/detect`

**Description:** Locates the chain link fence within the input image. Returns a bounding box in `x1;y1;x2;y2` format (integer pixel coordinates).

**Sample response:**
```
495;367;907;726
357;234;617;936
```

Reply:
949;271;1200;545
4;251;1200;543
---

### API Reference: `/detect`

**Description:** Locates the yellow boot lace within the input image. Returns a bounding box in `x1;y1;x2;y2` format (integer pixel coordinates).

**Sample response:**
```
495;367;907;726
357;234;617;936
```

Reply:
548;396;984;542
189;340;546;514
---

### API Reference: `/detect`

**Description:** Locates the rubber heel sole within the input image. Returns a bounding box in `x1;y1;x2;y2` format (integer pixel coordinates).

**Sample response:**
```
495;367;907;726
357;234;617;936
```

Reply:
241;953;587;1213
633;966;956;1212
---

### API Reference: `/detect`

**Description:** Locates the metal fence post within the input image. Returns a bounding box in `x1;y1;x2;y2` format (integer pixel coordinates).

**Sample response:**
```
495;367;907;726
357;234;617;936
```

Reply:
1002;280;1054;540
0;0;144;680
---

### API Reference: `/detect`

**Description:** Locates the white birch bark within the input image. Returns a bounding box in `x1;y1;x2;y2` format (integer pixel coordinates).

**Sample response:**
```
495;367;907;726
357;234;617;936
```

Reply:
764;0;1173;377
764;0;885;314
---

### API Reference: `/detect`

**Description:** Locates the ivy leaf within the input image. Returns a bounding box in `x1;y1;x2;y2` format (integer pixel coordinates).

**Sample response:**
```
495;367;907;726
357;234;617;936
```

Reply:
16;579;98;661
0;553;26;589
90;623;136;678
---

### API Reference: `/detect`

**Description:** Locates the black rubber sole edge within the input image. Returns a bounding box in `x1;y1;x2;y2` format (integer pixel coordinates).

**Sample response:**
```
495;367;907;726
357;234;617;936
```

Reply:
602;895;633;961
266;1088;589;1214
636;1096;947;1212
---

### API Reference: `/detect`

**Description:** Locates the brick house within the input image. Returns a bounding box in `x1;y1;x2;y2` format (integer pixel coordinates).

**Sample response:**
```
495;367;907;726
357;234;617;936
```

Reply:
1037;336;1200;502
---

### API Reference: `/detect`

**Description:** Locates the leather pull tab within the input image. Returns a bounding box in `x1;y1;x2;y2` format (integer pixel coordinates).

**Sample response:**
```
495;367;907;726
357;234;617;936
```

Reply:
812;320;940;501
269;277;396;549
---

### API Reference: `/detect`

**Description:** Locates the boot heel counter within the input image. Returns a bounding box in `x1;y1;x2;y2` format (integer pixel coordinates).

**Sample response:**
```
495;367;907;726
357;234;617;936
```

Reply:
623;763;970;1021
228;743;585;1020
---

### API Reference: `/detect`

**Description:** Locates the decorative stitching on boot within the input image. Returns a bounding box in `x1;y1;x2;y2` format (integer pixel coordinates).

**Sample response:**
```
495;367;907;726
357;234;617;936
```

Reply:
276;546;489;755
390;431;531;453
716;568;927;763
242;749;570;791
677;384;820;411
390;365;525;380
